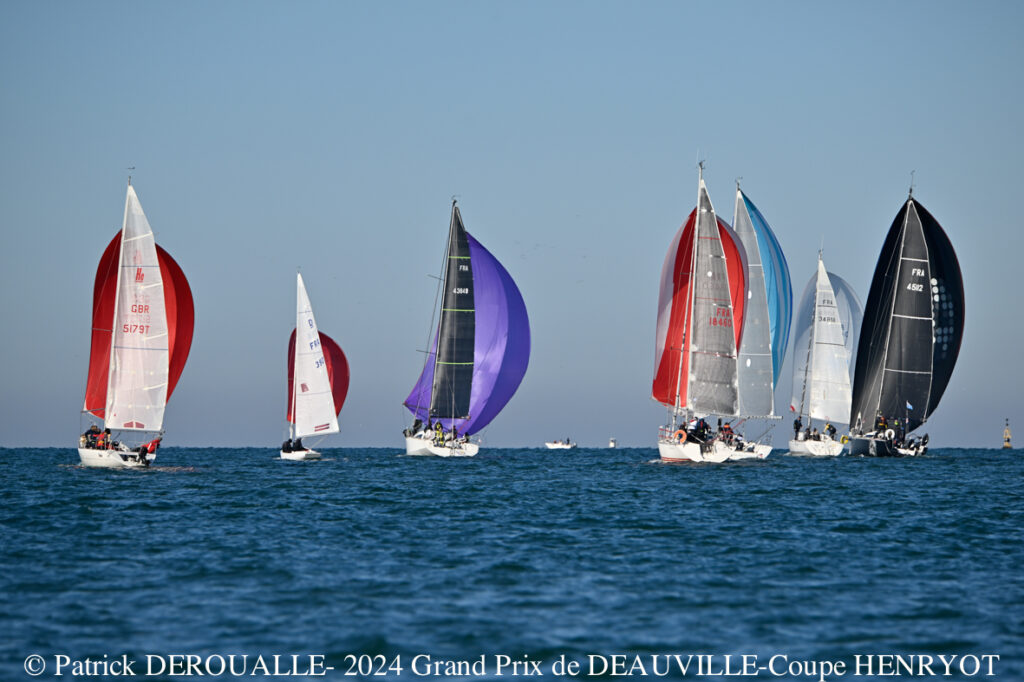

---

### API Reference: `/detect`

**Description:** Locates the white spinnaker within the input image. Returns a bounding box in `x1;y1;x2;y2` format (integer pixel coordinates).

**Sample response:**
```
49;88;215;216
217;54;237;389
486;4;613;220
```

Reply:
293;273;339;439
808;258;852;423
105;185;170;432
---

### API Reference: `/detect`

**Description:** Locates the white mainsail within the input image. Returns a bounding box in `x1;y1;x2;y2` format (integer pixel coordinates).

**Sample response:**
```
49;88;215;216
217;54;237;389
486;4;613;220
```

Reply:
104;186;169;432
791;256;862;425
291;273;339;439
807;258;852;422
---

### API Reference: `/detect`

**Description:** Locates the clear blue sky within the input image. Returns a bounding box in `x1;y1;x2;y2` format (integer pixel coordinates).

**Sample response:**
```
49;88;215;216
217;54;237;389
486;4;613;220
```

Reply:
1;1;1020;447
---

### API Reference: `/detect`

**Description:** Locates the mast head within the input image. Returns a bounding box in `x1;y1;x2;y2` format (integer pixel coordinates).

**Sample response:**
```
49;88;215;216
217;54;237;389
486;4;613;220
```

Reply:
127;166;135;186
908;169;916;198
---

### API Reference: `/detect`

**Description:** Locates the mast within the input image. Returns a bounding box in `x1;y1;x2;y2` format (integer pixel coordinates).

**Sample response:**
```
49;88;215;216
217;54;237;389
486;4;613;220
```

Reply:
429;199;458;417
290;271;300;442
103;184;132;429
673;163;702;418
797;254;819;425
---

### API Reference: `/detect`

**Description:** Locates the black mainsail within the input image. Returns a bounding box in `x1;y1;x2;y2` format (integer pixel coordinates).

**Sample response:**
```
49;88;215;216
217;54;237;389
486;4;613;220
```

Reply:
430;201;475;420
850;196;964;433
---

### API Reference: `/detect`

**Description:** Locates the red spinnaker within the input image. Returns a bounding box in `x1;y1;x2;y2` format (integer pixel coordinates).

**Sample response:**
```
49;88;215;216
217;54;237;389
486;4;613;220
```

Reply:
652;209;746;407
83;232;195;419
286;329;350;424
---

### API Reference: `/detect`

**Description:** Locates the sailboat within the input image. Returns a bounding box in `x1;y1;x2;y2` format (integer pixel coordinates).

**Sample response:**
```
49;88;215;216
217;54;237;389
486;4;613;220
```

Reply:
848;191;964;456
653;166;756;463
1003;419;1012;449
730;185;792;458
788;255;863;456
402;200;530;457
281;273;349;460
78;183;194;468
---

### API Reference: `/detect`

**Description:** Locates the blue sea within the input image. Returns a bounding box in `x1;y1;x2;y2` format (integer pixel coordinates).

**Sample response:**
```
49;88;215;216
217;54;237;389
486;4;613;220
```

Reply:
2;447;1021;681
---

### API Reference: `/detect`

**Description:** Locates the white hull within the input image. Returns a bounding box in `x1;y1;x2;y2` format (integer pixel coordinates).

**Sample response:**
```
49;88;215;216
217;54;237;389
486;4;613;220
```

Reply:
659;439;769;463
658;440;731;463
729;442;772;460
280;448;320;461
404;435;479;457
788;437;844;457
544;442;576;449
77;447;152;469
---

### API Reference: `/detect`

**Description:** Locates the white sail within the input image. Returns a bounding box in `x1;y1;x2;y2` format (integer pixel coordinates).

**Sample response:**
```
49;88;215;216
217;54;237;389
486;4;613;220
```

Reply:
733;189;774;417
790;259;862;423
292;273;339;439
808;258;852;422
104;186;169;432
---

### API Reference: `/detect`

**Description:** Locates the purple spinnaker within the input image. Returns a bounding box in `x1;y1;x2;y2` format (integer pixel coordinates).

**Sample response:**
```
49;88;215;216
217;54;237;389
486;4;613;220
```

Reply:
404;232;530;435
